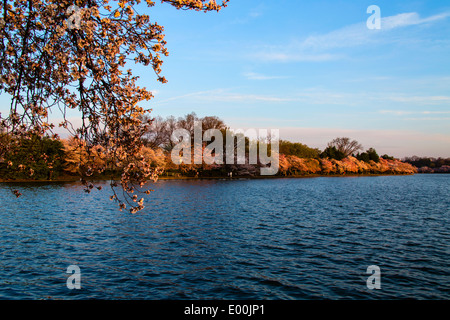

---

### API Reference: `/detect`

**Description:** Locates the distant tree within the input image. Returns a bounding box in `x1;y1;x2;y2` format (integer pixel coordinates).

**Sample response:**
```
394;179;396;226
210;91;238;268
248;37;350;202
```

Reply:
435;157;450;168
1;135;65;180
141;112;227;152
320;146;346;160
62;137;106;176
279;140;320;159
201;115;227;132
357;148;380;163
0;128;12;163
403;156;450;169
141;115;170;149
367;148;380;162
356;151;370;163
162;115;178;152
177;112;198;142
381;154;395;160
403;156;432;168
327;137;363;158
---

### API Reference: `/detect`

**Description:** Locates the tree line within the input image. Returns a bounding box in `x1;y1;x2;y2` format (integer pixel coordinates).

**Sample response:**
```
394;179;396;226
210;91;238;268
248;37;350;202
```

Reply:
402;156;450;173
0;112;420;180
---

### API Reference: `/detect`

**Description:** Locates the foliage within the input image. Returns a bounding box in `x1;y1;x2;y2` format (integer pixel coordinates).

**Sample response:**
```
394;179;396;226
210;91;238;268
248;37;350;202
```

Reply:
62;136;106;175
278;154;416;176
279;140;320;159
0;0;228;213
0;130;420;182
356;148;380;163
141;112;227;151
381;154;395;160
0;134;65;180
279;155;321;175
320;146;346;160
326;137;363;157
367;148;380;162
403;156;450;168
403;156;450;172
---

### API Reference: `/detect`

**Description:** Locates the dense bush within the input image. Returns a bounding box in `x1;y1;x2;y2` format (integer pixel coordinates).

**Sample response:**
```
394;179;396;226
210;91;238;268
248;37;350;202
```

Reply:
279;140;320;159
403;156;450;169
356;148;380;163
320;146;346;160
0;135;65;180
381;154;395;160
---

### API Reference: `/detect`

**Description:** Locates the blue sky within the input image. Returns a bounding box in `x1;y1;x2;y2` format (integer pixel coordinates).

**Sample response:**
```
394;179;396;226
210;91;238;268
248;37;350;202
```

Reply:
2;0;450;157
142;0;450;158
136;0;450;158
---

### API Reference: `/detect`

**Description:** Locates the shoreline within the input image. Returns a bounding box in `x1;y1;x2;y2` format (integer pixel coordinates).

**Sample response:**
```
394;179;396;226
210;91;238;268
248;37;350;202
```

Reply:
0;172;429;184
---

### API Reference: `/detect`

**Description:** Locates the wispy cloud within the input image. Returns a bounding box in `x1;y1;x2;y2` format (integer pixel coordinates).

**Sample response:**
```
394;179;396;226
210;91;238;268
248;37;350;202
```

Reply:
213;93;292;103
382;12;450;30
380;110;450;116
154;87;450;111
242;72;289;80
379;110;450;121
252;11;450;62
156;88;374;106
231;7;264;25
380;95;450;104
253;52;340;63
155;88;293;105
155;90;218;104
405;117;450;121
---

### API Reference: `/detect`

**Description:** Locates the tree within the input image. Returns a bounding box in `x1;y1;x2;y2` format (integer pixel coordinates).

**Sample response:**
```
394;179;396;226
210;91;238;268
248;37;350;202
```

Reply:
0;134;65;180
356;151;370;163
201;115;227;132
367;148;380;163
356;148;380;163
403;156;450;169
177;112;198;144
162;115;178;151
141;113;227;152
141;115;170;149
62;136;107;175
279;140;320;159
327;137;363;158
0;0;229;213
320;146;346;160
381;154;395;160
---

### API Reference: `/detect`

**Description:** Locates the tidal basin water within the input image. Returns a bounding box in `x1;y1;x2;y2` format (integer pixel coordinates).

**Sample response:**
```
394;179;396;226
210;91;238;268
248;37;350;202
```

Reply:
0;174;448;299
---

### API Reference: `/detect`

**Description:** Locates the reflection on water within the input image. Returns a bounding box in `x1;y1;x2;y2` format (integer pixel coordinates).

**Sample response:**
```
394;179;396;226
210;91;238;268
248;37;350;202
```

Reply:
0;175;449;299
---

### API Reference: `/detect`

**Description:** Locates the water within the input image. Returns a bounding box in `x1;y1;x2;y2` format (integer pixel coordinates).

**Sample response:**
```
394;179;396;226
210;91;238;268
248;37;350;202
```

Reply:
0;174;448;300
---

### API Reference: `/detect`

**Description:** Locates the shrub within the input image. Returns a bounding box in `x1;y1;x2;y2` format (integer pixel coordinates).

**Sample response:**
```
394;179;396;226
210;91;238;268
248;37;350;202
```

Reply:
1;135;65;180
279;140;320;159
320;146;346;160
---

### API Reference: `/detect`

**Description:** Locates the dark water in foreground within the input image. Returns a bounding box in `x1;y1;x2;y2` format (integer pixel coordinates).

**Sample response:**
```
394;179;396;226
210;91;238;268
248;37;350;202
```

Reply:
0;174;448;300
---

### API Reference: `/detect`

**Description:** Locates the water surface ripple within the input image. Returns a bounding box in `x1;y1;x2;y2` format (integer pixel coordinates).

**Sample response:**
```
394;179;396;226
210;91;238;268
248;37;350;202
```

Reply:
0;174;448;299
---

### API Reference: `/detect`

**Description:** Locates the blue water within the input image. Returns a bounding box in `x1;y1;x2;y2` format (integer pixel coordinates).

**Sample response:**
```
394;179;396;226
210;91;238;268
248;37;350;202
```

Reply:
0;174;449;299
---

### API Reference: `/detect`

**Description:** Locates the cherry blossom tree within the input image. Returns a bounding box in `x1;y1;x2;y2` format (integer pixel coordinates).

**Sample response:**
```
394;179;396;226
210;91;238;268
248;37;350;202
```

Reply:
0;0;228;213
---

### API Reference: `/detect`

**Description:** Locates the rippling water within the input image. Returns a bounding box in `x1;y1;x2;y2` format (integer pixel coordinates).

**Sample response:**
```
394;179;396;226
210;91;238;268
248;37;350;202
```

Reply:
0;174;449;299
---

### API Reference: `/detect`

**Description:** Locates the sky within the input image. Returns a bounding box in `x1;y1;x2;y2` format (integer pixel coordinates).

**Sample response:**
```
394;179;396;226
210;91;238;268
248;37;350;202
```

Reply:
2;0;450;157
